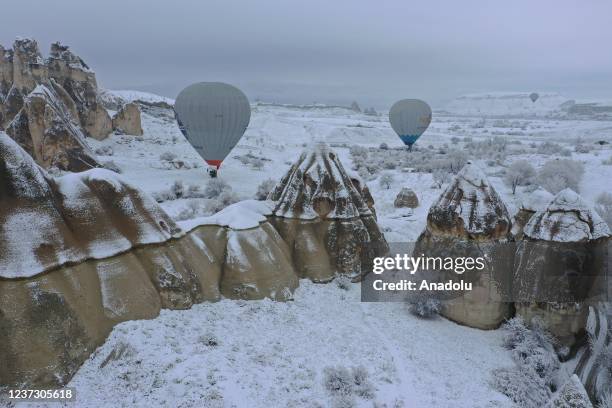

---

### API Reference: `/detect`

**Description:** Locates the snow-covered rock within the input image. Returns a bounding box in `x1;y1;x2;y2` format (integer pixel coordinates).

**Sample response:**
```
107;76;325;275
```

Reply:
513;189;611;347
0;38;112;140
426;161;511;239
5;84;99;171
524;189;610;242
394;187;419;208
414;162;513;329
0;135;299;388
511;187;554;239
268;142;389;281
111;102;143;136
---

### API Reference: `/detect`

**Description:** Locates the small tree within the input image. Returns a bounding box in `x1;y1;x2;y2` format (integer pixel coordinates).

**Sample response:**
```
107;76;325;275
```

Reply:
350;101;361;112
378;172;394;190
504;160;536;194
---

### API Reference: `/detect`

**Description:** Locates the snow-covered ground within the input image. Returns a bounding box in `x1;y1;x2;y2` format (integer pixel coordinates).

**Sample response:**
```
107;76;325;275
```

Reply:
52;281;513;408
68;90;612;407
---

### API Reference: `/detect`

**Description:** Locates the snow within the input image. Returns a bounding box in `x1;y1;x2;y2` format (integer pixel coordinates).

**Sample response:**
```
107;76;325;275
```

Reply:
100;89;175;106
55;281;513;408
178;199;273;231
6;85;612;404
524;188;611;242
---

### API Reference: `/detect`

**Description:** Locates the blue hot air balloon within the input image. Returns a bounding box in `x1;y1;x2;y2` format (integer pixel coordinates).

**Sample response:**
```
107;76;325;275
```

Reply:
389;99;432;149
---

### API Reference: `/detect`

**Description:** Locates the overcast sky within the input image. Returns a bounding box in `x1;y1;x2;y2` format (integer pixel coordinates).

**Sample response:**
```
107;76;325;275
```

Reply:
2;0;611;107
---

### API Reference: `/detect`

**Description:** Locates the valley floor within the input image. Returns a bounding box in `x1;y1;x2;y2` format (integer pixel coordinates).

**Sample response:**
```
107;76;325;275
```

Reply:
55;281;513;408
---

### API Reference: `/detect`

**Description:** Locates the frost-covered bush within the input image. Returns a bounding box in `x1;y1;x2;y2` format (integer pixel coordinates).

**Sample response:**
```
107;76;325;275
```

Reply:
204;179;231;199
595;193;612;228
152;181;206;202
599;389;612;408
205;191;239;214
349;145;368;159
574;144;592;153
378;172;395;190
379;142;388;150
407;295;441;319
102;160;122;174
491;366;550;408
450;136;460;144
160;151;177;162
175;201;202;221
504;160;536;194
446;150;468;173
431;169;451;189
603;156;612;166
95;146;114;156
323;365;374;403
537;159;584;194
254;178;276;200
492;317;560;407
334;275;352;291
537;141;570;156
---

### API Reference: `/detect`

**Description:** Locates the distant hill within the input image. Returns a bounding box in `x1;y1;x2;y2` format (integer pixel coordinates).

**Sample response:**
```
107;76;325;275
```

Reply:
443;92;570;117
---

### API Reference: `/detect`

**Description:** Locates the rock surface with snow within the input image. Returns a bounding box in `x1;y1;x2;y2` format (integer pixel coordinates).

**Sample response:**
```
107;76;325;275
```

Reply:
268;142;389;281
0;38;112;147
414;162;513;329
513;189;611;347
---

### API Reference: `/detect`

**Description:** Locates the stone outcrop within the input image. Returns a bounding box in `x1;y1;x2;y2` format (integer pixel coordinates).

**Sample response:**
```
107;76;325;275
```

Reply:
394;187;419;208
511;187;554;239
268;142;389;281
513;189;610;347
112;101;143;135
0;134;298;387
0;38;113;170
413;162;513;329
5;84;99;171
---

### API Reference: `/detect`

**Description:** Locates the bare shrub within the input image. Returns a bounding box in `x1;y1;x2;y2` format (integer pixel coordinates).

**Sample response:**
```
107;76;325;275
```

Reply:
537;159;584;194
408;295;441;319
160;151;177;162
255;178;276;200
504;160;536;194
378;172;395;190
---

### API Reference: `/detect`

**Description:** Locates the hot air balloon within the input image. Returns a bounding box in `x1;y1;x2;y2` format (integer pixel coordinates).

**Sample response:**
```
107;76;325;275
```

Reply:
389;99;432;150
174;82;251;176
529;92;539;103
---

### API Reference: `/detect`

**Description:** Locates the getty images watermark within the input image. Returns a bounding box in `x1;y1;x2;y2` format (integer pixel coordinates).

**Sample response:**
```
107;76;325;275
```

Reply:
360;242;610;303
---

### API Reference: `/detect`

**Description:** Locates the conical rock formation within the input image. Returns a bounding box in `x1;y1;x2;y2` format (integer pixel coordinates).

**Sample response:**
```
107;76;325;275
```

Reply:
268;142;389;281
413;162;513;329
513;189;611;347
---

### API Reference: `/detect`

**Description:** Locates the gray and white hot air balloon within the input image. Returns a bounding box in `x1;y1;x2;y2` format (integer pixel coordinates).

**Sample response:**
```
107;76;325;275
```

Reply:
174;82;251;172
389;99;432;149
529;92;539;103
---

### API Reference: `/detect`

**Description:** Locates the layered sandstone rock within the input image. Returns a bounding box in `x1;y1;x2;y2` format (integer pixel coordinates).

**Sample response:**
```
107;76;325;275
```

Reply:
268;142;389;282
513;189;610;347
0;38;112;142
5;84;99;171
413;162;513;329
0;134;298;387
394;187;419;208
112;102;143;135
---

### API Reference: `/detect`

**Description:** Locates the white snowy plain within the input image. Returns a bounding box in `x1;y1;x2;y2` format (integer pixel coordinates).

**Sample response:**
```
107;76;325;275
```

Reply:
55;90;612;407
